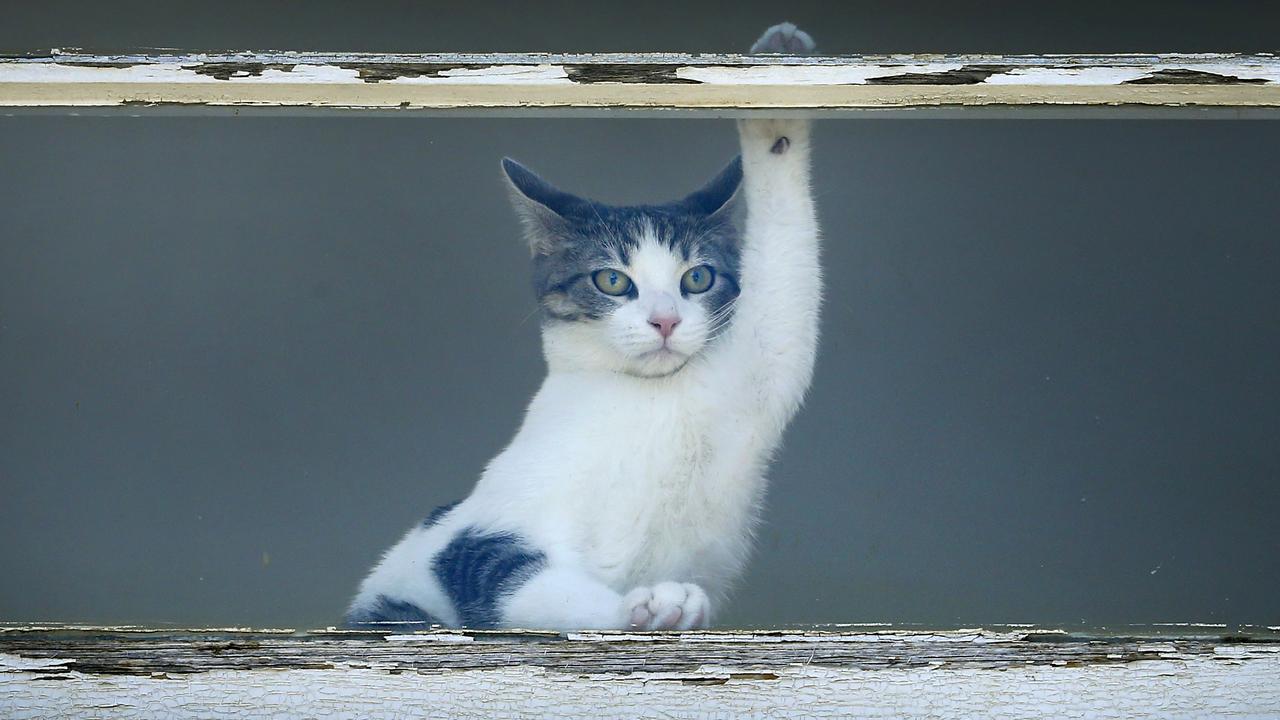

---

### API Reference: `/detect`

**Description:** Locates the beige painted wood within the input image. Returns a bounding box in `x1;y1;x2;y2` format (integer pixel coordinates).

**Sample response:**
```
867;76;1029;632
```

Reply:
2;52;1278;111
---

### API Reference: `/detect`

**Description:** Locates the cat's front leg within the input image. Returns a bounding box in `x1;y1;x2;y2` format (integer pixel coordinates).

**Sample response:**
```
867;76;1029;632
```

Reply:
497;565;629;630
717;23;822;430
499;567;710;631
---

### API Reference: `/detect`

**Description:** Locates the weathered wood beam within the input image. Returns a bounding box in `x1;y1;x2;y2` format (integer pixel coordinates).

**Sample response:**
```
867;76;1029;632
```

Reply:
2;627;1279;717
2;51;1278;114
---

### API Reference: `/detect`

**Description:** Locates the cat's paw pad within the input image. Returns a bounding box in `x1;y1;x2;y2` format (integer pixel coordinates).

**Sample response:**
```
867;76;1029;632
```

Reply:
623;582;709;631
738;117;807;151
750;22;816;55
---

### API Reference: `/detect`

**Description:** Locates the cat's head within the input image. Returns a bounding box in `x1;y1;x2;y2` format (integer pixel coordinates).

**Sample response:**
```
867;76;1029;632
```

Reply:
502;156;743;378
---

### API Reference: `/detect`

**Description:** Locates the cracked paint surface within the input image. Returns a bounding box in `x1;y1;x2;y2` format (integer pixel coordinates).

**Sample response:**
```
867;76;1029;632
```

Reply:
1;52;1277;109
3;651;1280;719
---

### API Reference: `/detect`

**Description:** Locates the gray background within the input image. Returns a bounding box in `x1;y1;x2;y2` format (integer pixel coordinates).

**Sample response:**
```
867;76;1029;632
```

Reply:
1;2;1278;629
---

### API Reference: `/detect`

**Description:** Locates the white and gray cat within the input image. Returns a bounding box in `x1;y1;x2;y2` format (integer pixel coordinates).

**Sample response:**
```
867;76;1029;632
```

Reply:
347;23;821;631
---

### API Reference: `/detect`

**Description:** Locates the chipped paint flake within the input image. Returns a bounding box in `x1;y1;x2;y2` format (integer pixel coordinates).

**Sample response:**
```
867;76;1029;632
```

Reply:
0;62;362;84
384;633;474;643
982;67;1155;85
0;652;73;670
385;64;571;85
674;63;967;85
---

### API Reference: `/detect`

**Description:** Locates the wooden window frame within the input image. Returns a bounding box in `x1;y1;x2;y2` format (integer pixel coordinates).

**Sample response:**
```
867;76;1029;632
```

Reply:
2;51;1278;716
3;624;1280;716
2;51;1279;116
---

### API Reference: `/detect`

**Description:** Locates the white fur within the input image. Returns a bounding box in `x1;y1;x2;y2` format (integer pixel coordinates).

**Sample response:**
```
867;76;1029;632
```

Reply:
349;117;820;630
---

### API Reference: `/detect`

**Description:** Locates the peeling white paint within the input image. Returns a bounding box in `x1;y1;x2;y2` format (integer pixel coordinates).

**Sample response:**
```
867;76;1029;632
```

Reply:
384;633;474;643
0;653;72;670
0;624;298;633
983;67;1153;85
1214;645;1280;659
1152;62;1280;82
1;52;1278;110
3;626;1277;717
254;65;363;84
563;629;1034;644
674;64;967;85
385;65;570;84
0;62;362;85
0;62;216;84
3;655;1278;719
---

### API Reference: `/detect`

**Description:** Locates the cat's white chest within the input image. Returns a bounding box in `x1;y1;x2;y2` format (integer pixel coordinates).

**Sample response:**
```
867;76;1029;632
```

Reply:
533;373;758;593
579;417;708;580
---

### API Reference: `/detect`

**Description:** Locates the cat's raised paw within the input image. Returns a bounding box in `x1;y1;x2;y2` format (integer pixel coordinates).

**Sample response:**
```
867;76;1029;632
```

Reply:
750;22;816;56
623;582;709;631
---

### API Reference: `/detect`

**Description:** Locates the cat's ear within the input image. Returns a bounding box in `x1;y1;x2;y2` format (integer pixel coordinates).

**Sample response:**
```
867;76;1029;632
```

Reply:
501;157;586;255
679;156;743;220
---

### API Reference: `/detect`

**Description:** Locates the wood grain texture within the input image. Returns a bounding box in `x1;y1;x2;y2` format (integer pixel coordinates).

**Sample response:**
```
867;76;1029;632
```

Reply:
2;627;1278;718
1;52;1278;112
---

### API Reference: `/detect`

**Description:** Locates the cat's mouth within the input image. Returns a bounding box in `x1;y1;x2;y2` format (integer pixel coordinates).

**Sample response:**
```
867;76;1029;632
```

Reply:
628;345;692;378
641;343;684;360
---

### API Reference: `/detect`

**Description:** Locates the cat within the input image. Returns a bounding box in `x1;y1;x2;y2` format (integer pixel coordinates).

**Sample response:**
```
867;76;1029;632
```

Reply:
346;22;820;632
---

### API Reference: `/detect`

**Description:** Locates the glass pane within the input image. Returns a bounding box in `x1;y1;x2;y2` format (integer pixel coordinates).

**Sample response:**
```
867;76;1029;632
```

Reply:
2;115;1276;631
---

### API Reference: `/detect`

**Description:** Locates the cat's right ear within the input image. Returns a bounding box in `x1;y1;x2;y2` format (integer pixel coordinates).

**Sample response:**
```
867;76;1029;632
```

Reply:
678;156;743;220
501;158;584;255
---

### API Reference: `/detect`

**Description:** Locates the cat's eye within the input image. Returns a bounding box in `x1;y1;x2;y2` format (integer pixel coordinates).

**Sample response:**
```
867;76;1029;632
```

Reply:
592;268;633;296
680;265;715;294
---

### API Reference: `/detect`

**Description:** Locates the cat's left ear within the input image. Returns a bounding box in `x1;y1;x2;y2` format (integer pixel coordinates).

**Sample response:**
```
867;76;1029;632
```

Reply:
501;157;589;255
678;155;743;219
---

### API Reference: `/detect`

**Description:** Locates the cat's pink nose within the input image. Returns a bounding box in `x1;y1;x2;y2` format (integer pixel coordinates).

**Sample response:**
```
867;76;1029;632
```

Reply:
649;314;681;339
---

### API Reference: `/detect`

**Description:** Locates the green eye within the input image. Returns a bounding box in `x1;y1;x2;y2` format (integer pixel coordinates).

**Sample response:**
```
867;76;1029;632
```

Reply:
680;265;715;294
592;268;633;296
